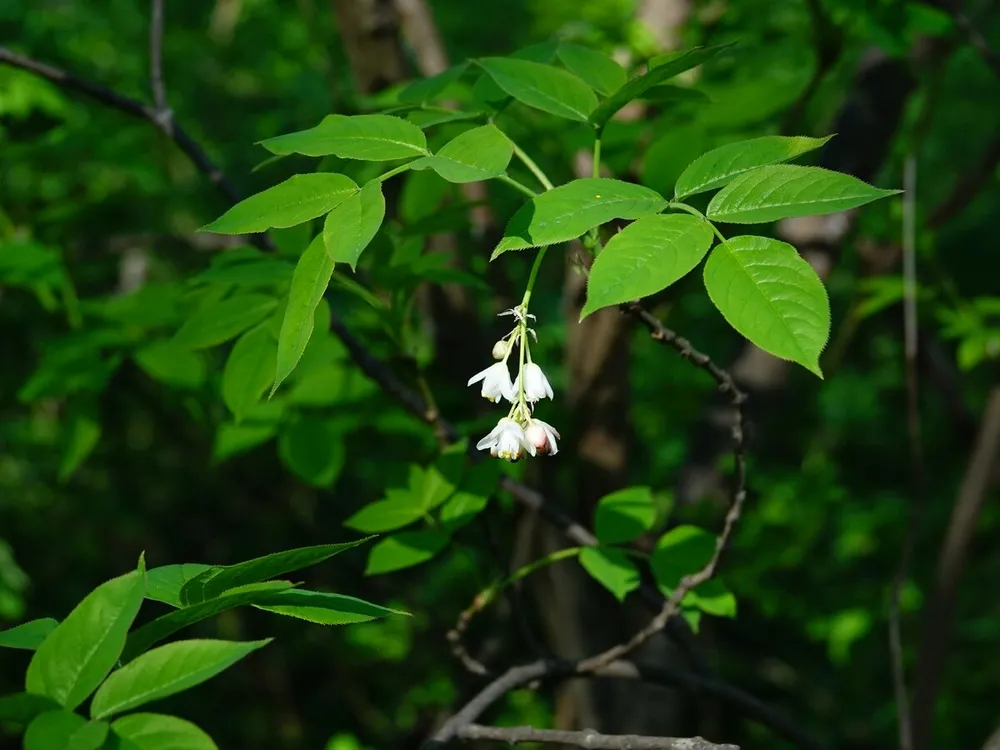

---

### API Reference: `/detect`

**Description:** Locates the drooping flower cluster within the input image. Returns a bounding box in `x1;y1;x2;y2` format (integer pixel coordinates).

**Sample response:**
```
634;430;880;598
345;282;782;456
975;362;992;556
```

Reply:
468;307;559;462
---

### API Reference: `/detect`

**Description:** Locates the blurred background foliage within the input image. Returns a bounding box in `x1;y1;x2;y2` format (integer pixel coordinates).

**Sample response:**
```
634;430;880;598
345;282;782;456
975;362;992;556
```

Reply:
2;0;999;749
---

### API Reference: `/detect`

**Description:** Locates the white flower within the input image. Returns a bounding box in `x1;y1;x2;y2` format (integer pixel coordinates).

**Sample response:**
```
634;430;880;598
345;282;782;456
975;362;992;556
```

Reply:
476;417;536;461
525;419;560;456
467;362;514;403
514;362;553;403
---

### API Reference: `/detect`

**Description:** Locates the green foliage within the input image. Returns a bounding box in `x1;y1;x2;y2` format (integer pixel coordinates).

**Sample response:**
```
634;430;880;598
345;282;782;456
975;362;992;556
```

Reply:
593;487;655;544
260;115;428;161
578;548;640;602
411;125;514;183
703;236;831;376
111;713;218;750
0;618;58;651
493;178;667;256
477;57;598;121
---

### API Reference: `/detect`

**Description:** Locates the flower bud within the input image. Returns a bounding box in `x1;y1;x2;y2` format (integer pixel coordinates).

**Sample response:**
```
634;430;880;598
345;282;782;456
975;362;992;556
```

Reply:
491;339;509;360
525;422;550;452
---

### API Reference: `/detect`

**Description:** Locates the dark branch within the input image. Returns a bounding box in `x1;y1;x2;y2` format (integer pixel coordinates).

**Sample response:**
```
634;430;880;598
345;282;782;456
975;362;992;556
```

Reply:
455;724;737;749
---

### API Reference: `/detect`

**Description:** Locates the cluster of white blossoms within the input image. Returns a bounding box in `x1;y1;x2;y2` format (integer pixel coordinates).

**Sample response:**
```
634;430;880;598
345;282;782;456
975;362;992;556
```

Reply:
468;307;559;462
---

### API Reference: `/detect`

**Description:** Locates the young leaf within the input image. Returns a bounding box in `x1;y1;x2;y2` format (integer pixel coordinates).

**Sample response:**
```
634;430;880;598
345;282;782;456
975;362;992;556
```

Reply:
364;531;450;575
343;492;426;534
477;57;598;122
589;44;731;132
706;165;900;224
26;562;146;710
581;213;714;319
410;125;513;183
179;538;371;606
278;418;346;487
222;323;277;422
0;693;59;726
112;713;218;750
578;548;640;602
172;294;278;350
674;135;833;198
556;43;627;95
703;235;830;377
252;589;408;625
90;639;271;720
323;180;386;270
493;178;666;258
123;582;294;660
398;62;470;104
594;487;655;545
201;173;359;234
23;710;88;750
259;115;428;161
272;236;334;394
0;618;58;651
144;564;212;608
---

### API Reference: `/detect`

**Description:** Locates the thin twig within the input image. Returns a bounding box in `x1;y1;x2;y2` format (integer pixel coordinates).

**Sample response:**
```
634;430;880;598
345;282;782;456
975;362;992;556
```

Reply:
574;305;749;672
890;153;920;750
456;724;738;749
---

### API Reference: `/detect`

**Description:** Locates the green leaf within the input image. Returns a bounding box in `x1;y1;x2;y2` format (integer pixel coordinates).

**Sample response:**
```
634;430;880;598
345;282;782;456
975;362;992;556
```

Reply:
706;165;900;224
111;713;218;750
410;125;513;183
594;487;655;545
26;561;146;710
650;526;736;618
421;452;465;511
179;539;370;606
398;62;469;104
364;531;450;575
252;589;407;625
703;235;830;377
0;693;59;726
493;178;666;258
674;135;833;199
323;180;386;270
581;213;714;319
123;582;294;660
212;421;277;463
578;548;640;602
556;43;626;95
134;343;206;389
0;618;59;650
23;710;87;750
202;173;359;234
344;492;426;533
144;565;212;608
272;236;334;394
260;115;428;161
589;44;731;132
90;639;271;720
477;57;598;122
172;294;278;350
439;491;489;531
58;413;101;483
222;323;277;421
278;418;346;487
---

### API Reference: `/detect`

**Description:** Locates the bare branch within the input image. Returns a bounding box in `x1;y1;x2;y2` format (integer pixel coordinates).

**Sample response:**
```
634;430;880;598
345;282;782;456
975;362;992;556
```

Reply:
456;724;737;749
911;385;1000;750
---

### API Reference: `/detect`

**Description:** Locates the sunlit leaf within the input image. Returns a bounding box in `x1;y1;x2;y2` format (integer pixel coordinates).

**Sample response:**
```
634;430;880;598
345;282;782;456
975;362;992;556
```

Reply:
0;618;59;651
364;531;450;575
410;125;513;183
703;235;830;376
252;589;408;625
593;487;655;545
324;180;385;270
111;713;218;750
556;43;626;95
222;323;277;422
582;213;714;318
706;165;900;224
201;173;359;234
578;548;640;602
260;115;427;161
493;178;666;257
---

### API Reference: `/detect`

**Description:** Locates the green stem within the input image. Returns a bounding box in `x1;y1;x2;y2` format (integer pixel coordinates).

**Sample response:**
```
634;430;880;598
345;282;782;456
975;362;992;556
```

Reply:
511;142;555;191
498;174;538;198
375;162;414;184
478;547;582;608
521;246;547;308
592;136;602;179
666;201;729;245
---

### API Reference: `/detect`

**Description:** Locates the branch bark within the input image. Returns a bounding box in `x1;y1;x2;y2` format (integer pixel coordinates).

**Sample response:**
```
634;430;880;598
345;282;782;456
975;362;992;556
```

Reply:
455;724;737;749
911;385;1000;750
